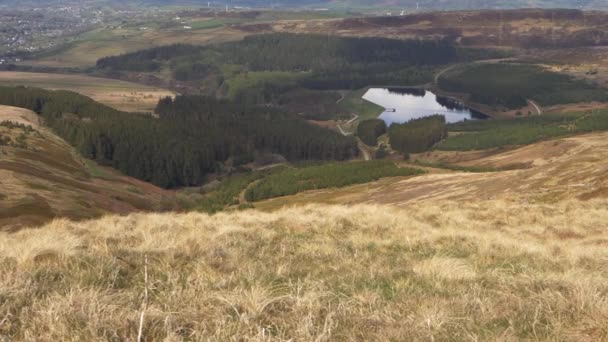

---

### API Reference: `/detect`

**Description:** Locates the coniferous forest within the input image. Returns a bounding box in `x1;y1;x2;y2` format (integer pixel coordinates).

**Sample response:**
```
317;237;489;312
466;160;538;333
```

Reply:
96;33;458;98
0;35;532;191
97;34;457;74
0;86;358;188
389;115;448;153
438;63;608;109
357;119;387;146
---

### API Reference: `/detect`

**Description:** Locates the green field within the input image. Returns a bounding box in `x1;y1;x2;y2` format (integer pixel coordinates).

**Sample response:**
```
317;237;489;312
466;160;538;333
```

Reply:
338;88;384;121
337;88;384;134
225;71;306;100
21;21;248;68
19;9;359;69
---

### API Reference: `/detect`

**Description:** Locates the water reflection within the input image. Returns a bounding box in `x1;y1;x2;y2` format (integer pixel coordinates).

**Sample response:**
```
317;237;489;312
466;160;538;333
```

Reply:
363;88;488;125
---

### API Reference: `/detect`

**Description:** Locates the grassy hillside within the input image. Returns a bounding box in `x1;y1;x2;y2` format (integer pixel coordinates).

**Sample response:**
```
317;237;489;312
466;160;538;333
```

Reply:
0;72;174;113
256;9;608;48
21;24;247;69
255;131;608;209
2;201;607;340
0;105;174;230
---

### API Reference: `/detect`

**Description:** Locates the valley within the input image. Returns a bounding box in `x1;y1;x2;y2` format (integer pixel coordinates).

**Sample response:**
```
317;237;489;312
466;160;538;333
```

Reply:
3;8;608;221
2;4;608;341
255;131;608;210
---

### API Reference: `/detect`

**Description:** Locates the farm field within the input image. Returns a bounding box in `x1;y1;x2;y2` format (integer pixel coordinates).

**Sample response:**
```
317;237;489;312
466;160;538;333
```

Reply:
0;72;174;112
14;10;355;70
20;25;248;69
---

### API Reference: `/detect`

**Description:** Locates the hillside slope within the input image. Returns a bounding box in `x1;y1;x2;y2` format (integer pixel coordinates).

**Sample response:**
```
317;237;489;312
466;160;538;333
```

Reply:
0;72;174;113
0;105;174;230
7;0;605;10
240;9;608;48
1;201;607;340
256;131;608;209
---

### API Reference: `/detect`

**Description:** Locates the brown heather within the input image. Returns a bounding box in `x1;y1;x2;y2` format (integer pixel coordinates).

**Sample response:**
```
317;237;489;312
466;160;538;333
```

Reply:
1;200;608;341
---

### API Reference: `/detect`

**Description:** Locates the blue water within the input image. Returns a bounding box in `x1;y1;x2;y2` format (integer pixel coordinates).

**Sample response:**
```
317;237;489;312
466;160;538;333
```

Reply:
363;87;487;126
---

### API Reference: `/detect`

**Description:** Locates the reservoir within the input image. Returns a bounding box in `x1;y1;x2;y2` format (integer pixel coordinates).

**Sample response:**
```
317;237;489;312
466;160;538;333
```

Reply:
363;87;488;125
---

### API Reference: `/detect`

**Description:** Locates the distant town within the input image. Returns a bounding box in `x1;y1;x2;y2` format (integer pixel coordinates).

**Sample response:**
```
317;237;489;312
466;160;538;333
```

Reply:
0;4;173;64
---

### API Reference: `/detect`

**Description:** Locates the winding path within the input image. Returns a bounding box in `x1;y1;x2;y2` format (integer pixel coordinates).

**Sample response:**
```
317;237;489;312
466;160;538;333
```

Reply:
335;113;370;161
357;138;371;161
434;58;516;86
529;100;542;115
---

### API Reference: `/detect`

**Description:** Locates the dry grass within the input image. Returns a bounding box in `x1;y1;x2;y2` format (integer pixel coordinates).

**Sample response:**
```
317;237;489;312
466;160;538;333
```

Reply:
0;72;174;113
254;9;608;50
0;105;174;229
256;131;608;210
0;106;41;128
2;201;608;340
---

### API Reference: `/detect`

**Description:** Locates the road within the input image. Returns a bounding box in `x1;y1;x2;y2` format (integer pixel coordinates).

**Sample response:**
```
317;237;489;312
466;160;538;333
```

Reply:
337;124;350;136
335;113;370;161
335;91;346;104
529;100;542;115
434;58;516;86
336;113;359;136
357;138;371;161
434;63;460;85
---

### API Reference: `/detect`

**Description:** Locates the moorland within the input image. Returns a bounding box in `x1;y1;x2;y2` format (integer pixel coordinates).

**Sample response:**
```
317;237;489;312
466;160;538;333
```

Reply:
3;5;608;341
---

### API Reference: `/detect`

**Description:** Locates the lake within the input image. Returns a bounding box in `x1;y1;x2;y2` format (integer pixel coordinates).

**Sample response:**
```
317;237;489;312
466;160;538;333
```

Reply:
362;87;487;126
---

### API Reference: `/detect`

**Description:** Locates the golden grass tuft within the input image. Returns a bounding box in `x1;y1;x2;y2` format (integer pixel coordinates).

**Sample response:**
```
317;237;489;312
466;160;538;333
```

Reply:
2;200;608;340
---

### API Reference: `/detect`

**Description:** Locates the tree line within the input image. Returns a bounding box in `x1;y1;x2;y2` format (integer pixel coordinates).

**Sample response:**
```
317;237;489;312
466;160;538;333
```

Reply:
438;63;608;109
389;115;448;154
439;110;608;151
96;33;458;96
217;33;457;72
357;119;387;146
245;161;423;202
0;86;358;188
